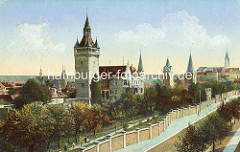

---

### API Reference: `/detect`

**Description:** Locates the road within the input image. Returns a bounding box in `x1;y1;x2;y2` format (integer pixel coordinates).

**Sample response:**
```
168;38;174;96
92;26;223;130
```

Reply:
114;96;238;152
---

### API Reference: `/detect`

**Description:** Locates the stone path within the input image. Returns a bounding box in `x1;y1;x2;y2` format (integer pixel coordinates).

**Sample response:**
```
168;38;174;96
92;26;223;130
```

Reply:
223;127;240;152
115;96;238;152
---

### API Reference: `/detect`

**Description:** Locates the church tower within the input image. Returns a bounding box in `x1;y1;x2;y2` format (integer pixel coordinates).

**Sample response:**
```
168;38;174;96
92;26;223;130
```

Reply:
163;58;174;86
225;51;230;68
137;51;144;73
74;16;100;105
186;52;196;84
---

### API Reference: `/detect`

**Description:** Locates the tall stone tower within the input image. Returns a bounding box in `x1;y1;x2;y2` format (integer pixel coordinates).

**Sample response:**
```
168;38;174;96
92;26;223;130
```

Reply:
74;16;100;105
225;51;230;68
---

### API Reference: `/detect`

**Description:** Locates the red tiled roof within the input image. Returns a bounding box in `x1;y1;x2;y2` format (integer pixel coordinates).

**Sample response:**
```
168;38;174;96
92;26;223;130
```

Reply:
1;82;13;88
99;66;127;77
79;35;95;47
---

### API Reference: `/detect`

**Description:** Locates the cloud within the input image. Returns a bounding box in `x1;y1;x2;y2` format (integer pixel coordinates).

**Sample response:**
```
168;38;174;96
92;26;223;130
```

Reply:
7;22;66;59
116;10;231;52
117;23;165;46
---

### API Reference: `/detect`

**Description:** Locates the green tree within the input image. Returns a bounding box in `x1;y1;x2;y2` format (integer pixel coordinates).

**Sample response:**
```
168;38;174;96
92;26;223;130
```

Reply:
175;124;206;152
47;106;75;148
199;113;228;152
188;83;206;103
155;84;173;113
90;74;102;104
0;103;54;151
14;79;51;109
71;102;88;143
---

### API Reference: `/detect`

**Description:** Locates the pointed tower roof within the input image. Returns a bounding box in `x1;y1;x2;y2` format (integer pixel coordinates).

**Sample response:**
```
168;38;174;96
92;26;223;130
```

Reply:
74;37;79;48
166;58;171;69
163;58;171;72
186;52;195;74
79;15;94;47
95;38;100;49
85;37;92;47
84;15;91;31
137;51;143;73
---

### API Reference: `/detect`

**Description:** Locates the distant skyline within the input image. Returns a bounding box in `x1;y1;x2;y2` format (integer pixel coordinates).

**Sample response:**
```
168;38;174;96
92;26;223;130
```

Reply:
0;0;240;75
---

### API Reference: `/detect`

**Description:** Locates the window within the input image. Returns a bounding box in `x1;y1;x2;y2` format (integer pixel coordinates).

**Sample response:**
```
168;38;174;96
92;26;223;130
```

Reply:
124;80;128;85
80;61;83;64
81;83;85;87
115;80;117;85
115;89;117;94
134;88;138;94
102;91;105;98
110;90;112;94
141;88;143;93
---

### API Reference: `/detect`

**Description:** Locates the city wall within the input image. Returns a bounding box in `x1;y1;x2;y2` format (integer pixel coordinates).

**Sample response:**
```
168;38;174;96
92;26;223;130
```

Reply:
80;90;240;152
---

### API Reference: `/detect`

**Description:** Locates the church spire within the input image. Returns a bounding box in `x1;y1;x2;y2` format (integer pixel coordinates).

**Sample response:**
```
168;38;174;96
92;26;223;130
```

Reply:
83;15;91;36
225;51;230;68
186;52;195;74
39;66;42;78
137;50;144;73
166;58;171;69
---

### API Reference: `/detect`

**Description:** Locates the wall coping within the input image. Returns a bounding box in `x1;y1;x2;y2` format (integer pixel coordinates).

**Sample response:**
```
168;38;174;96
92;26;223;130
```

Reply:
126;130;137;135
139;128;150;132
111;134;124;139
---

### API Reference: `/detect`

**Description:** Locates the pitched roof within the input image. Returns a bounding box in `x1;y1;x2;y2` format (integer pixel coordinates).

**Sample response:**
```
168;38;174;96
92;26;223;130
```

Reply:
99;66;127;77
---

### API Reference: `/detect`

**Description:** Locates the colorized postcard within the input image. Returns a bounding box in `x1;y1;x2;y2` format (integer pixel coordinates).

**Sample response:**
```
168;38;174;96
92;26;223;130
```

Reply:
0;0;240;152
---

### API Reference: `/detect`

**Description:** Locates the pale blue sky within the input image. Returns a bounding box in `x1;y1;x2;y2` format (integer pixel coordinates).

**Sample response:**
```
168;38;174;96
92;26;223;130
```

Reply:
0;0;240;75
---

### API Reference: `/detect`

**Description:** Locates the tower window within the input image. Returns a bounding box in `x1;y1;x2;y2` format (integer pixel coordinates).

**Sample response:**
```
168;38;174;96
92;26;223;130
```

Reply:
115;89;117;94
81;83;85;87
115;80;117;85
124;80;128;85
